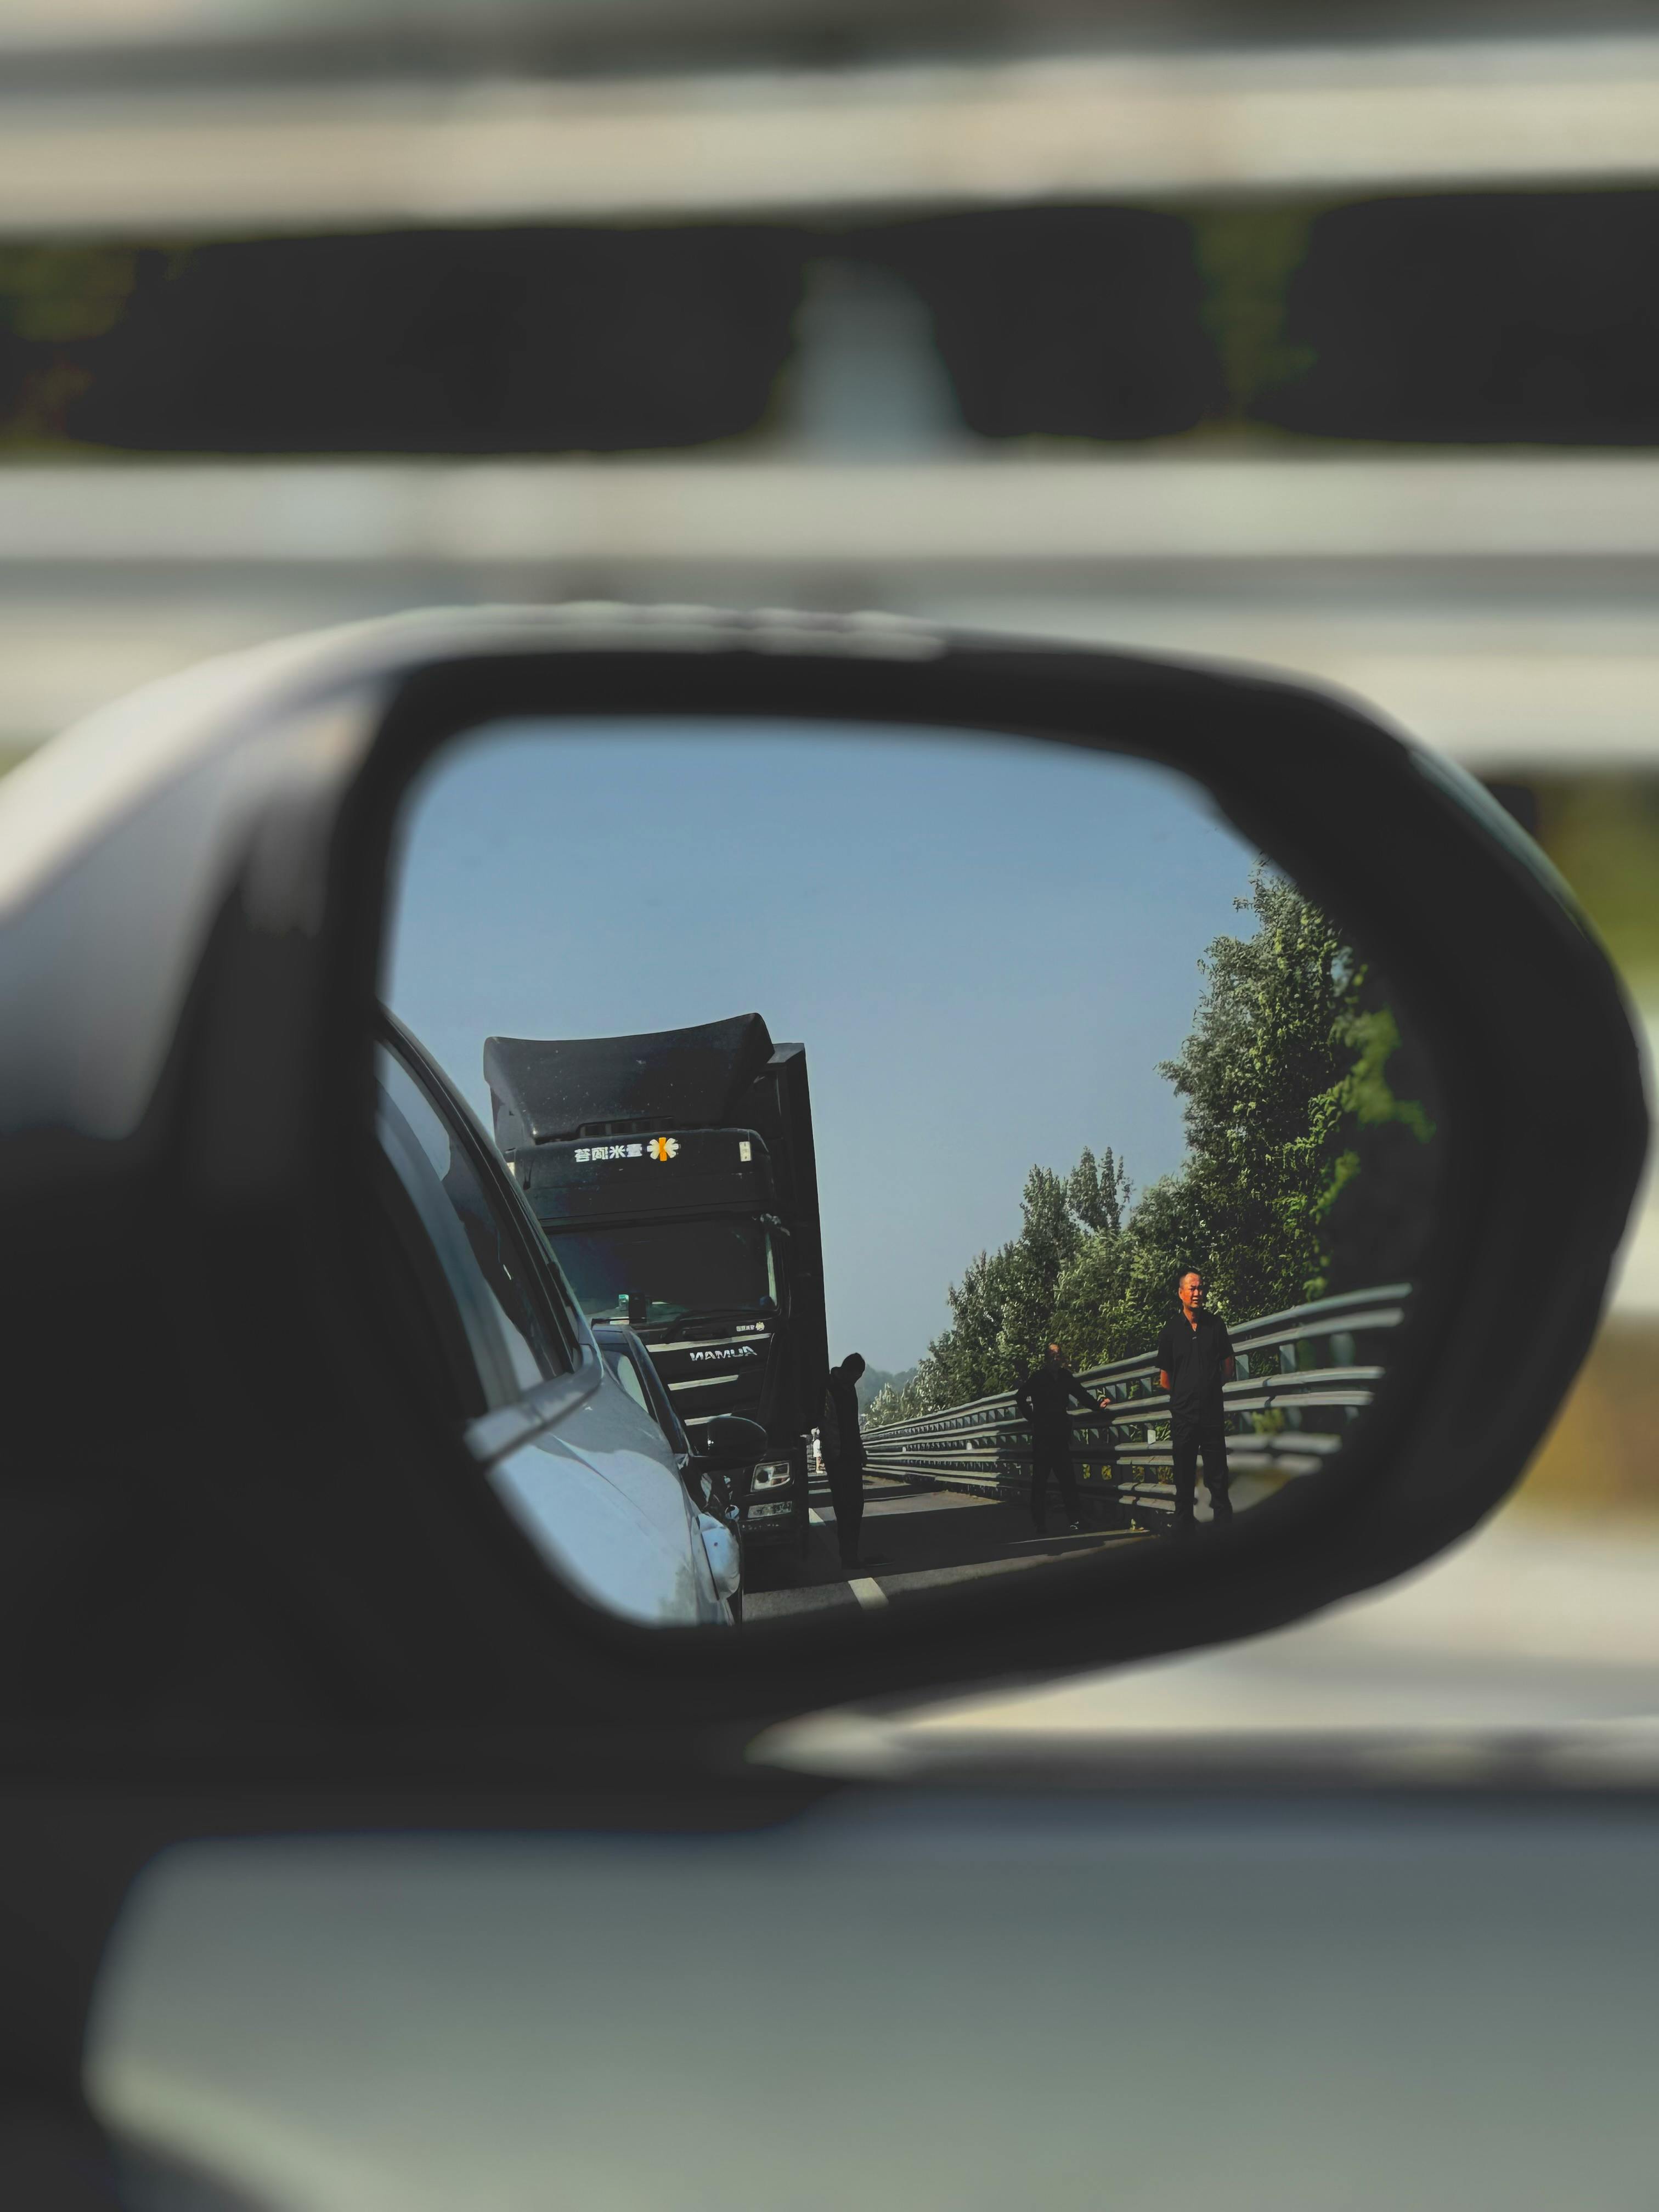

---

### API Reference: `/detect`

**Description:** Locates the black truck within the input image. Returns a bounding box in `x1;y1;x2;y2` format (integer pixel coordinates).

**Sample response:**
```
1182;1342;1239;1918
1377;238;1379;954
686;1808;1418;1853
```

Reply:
483;1013;829;1554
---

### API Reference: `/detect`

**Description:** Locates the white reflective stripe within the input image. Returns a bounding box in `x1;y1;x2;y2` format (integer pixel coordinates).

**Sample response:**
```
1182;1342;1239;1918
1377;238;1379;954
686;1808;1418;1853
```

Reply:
667;1375;747;1392
848;1578;888;1610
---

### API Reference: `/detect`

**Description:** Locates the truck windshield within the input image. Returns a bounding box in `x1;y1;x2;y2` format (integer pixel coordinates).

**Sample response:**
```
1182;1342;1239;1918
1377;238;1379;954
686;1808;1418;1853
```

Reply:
549;1217;778;1325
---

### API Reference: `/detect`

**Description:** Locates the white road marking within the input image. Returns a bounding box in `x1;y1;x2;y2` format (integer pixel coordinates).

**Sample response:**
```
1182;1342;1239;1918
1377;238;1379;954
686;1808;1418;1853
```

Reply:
806;1505;884;1603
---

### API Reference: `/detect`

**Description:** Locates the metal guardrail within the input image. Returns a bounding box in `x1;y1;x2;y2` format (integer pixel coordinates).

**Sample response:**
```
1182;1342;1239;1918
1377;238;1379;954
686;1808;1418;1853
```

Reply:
861;1284;1409;1528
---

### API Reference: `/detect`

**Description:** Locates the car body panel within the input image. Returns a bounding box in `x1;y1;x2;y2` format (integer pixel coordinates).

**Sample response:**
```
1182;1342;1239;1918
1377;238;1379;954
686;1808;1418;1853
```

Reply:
590;1317;744;1616
490;1402;725;1630
379;1012;731;1630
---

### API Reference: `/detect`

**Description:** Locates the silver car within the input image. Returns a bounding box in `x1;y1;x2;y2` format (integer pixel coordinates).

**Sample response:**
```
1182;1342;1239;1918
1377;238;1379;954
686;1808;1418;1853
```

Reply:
375;1013;738;1629
592;1321;753;1624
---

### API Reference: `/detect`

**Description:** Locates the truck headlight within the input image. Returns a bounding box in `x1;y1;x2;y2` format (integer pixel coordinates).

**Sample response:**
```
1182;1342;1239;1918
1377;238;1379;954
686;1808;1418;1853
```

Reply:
751;1460;793;1491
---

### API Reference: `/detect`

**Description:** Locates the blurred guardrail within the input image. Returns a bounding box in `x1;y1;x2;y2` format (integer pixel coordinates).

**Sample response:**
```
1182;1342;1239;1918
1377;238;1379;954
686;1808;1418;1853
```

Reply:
862;1283;1409;1527
5;35;1659;233
7;455;1659;777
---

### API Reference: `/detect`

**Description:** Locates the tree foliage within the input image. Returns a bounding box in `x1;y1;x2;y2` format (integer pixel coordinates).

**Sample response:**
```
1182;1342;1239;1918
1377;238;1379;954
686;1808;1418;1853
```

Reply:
875;869;1435;1425
1155;868;1361;1318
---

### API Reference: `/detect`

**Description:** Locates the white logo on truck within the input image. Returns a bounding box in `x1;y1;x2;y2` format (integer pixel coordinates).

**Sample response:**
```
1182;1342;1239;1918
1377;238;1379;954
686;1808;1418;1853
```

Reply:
571;1135;679;1164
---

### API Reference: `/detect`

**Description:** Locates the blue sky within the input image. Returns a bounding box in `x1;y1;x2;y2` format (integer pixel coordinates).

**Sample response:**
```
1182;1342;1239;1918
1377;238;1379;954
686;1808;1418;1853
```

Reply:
386;719;1263;1370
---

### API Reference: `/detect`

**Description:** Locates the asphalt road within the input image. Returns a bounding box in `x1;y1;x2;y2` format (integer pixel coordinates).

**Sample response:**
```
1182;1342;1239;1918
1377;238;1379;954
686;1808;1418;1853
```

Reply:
743;1468;1145;1621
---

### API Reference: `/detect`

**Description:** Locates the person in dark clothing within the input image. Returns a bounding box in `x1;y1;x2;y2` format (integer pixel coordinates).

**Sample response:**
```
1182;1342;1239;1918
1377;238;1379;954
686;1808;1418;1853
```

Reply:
1155;1267;1236;1534
820;1353;871;1569
1014;1342;1113;1536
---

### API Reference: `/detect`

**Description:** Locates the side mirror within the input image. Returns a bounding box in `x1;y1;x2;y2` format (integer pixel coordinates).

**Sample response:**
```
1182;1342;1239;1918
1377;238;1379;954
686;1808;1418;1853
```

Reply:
696;1416;770;1467
0;605;1643;1746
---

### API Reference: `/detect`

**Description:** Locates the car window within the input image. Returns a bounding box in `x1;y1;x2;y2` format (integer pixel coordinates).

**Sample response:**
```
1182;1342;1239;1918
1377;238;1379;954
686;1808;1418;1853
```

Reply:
376;1045;563;1409
609;1349;654;1421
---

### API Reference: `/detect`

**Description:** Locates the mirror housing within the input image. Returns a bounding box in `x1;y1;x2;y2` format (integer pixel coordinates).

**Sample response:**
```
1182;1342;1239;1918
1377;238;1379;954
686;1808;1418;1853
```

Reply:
696;1416;770;1468
0;604;1642;1756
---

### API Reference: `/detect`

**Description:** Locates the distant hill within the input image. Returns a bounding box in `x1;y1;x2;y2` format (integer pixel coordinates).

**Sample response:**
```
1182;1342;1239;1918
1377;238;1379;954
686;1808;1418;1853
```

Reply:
855;1365;917;1418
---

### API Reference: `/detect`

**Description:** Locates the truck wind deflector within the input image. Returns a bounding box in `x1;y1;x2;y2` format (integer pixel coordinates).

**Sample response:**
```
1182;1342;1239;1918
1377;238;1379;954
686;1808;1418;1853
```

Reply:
485;1013;775;1150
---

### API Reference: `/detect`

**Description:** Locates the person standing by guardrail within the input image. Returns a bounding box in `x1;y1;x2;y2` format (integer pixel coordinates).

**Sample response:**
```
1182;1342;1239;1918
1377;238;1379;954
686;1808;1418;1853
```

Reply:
1157;1268;1236;1533
1015;1342;1113;1537
821;1352;873;1570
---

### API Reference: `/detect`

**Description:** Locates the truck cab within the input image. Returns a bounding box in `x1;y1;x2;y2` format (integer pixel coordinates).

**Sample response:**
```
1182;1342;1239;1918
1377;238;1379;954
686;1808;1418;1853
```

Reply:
485;1016;828;1555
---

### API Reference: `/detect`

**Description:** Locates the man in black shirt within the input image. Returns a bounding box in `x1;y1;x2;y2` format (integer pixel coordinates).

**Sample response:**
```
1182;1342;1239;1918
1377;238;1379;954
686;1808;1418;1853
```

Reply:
1015;1342;1113;1536
820;1352;871;1568
1155;1267;1236;1534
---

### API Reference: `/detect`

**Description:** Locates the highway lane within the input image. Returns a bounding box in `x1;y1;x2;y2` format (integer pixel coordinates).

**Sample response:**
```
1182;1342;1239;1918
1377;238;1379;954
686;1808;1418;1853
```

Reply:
743;1468;1145;1620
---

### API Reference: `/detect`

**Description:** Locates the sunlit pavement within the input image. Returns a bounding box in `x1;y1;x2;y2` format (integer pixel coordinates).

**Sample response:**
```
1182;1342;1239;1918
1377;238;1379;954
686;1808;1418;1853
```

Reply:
760;1508;1659;1771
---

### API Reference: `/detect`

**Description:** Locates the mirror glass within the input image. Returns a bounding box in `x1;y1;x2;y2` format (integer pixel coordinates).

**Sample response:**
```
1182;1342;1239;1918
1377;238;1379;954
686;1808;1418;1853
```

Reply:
383;718;1441;1630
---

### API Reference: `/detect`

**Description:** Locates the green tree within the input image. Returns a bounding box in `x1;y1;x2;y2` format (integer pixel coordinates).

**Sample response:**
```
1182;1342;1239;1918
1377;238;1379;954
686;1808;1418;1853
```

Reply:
0;247;138;445
1066;1145;1131;1237
1313;1001;1438;1291
855;1365;917;1421
1056;1169;1211;1366
911;1245;1017;1409
896;1167;1076;1414
866;1372;928;1427
1156;867;1362;1313
997;1166;1086;1372
868;868;1437;1430
1189;206;1318;427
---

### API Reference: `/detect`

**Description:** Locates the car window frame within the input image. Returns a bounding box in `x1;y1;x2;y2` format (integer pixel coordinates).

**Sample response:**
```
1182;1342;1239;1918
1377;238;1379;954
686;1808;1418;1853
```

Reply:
382;1025;579;1363
609;1347;653;1418
376;1018;602;1465
375;1073;529;1414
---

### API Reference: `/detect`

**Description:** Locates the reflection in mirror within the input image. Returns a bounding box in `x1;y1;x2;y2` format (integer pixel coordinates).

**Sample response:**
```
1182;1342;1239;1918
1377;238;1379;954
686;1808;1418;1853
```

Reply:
384;720;1441;1630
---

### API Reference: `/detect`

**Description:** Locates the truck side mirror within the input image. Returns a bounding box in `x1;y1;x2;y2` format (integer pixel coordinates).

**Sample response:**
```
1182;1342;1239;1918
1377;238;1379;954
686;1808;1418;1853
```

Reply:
697;1416;770;1466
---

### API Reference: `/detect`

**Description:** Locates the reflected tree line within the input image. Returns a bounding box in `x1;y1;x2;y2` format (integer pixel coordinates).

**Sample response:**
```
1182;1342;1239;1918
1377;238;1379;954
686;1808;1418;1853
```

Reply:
867;871;1437;1427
